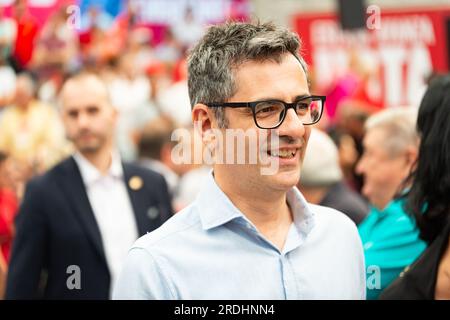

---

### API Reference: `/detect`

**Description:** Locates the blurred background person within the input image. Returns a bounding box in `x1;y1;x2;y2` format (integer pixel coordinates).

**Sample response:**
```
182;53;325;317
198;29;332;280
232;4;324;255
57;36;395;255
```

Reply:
299;128;368;225
156;57;192;127
0;0;449;301
0;5;17;65
138;116;181;204
31;6;79;80
143;60;170;114
153;27;182;66
0;55;16;110
356;108;427;299
0;72;67;176
126;27;155;71
137;116;208;211
5;72;172;299
10;0;39;71
0;152;20;263
325;51;382;126
0;3;17;111
107;53;151;161
381;74;450;300
171;7;204;51
80;4;114;33
331;100;372;193
0;151;20;299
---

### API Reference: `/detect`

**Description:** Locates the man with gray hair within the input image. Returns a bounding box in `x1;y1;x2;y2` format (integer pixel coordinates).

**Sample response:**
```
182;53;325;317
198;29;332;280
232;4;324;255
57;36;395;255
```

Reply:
356;107;427;299
114;21;365;300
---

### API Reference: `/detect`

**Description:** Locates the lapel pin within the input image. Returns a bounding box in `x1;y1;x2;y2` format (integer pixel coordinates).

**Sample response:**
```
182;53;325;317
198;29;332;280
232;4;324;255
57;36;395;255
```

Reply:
129;176;143;190
147;206;159;220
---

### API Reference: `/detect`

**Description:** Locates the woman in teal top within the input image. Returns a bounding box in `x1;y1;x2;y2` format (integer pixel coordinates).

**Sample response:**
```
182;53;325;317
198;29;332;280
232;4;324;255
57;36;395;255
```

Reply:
356;108;427;299
358;199;426;299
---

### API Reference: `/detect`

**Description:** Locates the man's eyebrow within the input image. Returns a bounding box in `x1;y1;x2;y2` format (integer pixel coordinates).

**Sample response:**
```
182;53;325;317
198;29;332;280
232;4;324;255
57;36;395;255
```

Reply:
66;108;78;114
294;94;312;101
250;93;311;102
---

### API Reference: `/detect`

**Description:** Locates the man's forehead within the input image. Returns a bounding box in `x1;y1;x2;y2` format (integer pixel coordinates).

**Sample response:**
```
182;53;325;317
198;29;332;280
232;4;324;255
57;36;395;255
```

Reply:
61;79;110;107
234;53;304;71
231;53;309;101
364;129;386;150
65;77;108;93
62;93;110;113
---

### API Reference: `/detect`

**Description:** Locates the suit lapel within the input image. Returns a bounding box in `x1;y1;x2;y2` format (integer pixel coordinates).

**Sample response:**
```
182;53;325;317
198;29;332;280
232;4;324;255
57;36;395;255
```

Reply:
123;163;150;236
58;157;108;266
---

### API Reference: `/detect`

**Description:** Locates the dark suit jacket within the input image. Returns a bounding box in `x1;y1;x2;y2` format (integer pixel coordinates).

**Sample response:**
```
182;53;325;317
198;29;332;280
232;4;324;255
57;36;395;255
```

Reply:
379;221;450;300
320;182;369;225
5;156;173;300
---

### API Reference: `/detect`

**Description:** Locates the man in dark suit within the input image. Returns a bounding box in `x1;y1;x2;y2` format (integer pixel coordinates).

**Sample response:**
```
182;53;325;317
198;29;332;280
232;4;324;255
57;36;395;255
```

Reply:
5;72;173;299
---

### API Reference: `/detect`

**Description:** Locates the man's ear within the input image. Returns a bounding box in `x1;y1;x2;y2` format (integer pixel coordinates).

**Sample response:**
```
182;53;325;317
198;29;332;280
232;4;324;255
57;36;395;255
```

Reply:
109;103;119;122
405;146;418;167
192;103;214;138
192;103;220;157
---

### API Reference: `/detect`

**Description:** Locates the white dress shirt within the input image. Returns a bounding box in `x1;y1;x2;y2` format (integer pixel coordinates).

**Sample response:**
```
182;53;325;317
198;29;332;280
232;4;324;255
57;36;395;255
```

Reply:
73;152;138;296
114;171;366;300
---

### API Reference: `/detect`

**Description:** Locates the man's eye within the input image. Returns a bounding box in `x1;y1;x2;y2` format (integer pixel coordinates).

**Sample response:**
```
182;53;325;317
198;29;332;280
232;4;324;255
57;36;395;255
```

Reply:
259;106;276;113
256;103;281;115
68;111;78;118
87;106;99;114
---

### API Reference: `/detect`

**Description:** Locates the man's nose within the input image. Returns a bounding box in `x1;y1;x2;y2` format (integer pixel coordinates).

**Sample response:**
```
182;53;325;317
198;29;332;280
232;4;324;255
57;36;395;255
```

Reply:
76;112;90;128
276;108;305;139
355;157;365;175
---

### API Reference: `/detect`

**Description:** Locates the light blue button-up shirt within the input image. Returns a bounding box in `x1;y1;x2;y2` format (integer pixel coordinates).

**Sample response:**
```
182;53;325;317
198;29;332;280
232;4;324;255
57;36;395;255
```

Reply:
113;172;366;300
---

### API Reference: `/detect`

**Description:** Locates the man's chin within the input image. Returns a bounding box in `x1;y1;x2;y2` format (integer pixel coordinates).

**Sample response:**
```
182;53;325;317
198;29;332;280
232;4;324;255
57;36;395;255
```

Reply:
77;144;102;154
265;169;301;191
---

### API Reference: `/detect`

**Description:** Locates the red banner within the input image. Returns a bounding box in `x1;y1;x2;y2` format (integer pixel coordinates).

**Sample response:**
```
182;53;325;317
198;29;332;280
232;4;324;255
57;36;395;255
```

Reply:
293;7;450;110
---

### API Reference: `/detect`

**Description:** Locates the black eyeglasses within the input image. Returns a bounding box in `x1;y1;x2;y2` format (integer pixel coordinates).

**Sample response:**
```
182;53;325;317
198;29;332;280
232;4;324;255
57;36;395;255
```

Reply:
205;95;326;129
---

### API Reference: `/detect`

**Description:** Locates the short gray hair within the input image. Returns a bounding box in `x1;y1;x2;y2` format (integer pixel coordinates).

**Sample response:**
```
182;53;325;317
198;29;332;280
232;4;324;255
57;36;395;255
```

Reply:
187;21;308;128
365;107;419;155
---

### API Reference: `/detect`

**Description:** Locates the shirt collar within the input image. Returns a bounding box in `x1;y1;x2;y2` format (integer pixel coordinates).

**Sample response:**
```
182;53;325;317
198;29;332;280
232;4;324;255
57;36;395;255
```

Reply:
195;171;315;237
73;151;123;186
286;185;316;237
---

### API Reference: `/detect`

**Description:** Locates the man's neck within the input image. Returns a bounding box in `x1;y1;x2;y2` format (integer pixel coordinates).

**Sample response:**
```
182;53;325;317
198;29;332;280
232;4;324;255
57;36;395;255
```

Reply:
214;171;293;250
79;148;113;175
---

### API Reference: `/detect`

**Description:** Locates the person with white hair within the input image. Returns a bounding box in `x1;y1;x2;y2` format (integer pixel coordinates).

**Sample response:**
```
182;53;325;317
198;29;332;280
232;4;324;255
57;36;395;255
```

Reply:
356;107;427;299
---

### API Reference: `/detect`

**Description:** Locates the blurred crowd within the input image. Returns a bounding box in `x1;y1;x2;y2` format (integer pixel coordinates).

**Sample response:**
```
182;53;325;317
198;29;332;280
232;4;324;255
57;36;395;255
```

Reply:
0;0;207;205
0;1;210;298
0;0;448;300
